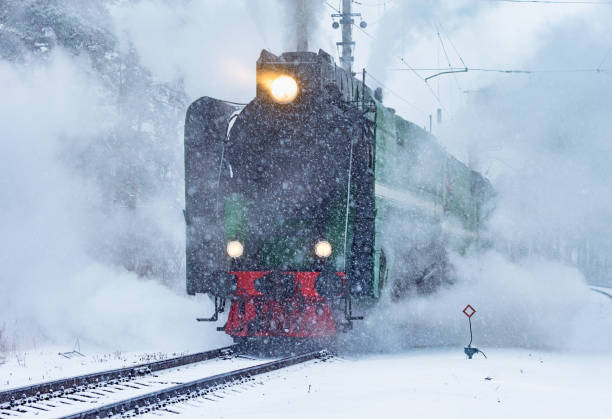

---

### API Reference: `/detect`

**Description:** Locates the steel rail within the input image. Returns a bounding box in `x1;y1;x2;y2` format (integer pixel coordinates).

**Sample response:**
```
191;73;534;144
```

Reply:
62;350;327;419
0;345;237;408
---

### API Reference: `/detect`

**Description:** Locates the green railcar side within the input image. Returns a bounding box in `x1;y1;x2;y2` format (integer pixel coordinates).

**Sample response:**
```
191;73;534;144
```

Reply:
364;92;494;298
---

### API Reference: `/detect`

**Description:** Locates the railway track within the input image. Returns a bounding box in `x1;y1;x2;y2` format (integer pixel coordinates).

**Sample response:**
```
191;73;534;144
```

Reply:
0;346;329;418
64;350;328;418
0;345;237;415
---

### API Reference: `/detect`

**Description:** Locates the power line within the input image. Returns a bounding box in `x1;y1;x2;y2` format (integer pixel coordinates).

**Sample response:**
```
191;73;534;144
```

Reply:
398;57;446;109
352;0;394;7
436;26;453;71
388;66;612;74
485;0;612;4
472;67;612;73
327;0;612;116
347;11;449;107
326;1;340;13
347;12;448;108
387;67;471;71
437;21;467;69
326;0;444;115
425;68;469;82
365;71;428;115
434;22;464;92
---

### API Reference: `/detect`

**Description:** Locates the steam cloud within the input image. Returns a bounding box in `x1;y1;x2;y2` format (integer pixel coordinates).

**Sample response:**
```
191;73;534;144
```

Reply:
348;0;612;352
344;251;612;352
1;0;610;355
0;51;232;351
279;0;326;52
0;2;233;352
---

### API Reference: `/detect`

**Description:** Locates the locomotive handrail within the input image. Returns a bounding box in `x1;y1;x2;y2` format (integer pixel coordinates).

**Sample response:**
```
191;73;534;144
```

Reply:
342;136;355;273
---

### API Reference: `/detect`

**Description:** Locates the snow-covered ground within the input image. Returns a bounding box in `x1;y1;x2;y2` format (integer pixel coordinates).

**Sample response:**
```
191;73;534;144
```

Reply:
1;289;610;417
0;347;182;391
172;348;612;419
0;339;230;392
2;342;611;419
3;345;611;419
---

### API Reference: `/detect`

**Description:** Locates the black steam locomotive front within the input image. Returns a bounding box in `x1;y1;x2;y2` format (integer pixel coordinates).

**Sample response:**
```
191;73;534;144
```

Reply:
185;50;374;338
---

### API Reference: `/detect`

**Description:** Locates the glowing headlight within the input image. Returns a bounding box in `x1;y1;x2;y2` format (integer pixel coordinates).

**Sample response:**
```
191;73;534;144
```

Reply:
226;240;244;258
270;75;299;104
314;240;332;258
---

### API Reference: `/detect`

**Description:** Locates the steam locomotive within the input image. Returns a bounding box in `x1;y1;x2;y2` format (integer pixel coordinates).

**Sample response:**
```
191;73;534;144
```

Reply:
184;49;493;343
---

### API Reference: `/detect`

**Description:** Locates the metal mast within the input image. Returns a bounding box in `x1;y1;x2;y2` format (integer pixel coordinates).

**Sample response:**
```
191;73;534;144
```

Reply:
332;0;366;74
340;0;354;74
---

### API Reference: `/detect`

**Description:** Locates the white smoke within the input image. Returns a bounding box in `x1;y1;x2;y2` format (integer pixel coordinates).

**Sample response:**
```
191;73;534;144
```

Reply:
2;0;610;356
347;251;612;353
342;0;612;353
109;0;328;102
277;0;327;52
437;14;612;284
0;49;225;352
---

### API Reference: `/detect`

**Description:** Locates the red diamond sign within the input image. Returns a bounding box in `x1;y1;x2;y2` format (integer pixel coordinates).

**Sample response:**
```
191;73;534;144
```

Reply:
463;304;476;318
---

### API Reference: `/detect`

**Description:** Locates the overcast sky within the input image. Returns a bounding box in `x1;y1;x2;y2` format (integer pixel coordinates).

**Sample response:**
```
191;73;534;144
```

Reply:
110;0;612;276
111;0;612;124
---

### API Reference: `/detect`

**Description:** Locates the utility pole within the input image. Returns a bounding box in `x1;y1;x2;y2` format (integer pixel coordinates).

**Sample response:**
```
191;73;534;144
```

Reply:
332;0;367;74
332;0;358;74
340;0;354;74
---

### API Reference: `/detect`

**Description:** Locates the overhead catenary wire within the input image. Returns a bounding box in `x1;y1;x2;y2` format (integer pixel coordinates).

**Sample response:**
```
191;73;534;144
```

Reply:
338;4;449;111
470;67;612;73
327;0;612;122
333;0;612;78
398;57;447;111
435;24;454;71
325;0;433;116
342;8;448;109
433;22;464;92
387;66;612;75
437;22;467;69
484;0;612;4
327;0;612;119
352;0;395;7
365;71;429;115
326;1;341;13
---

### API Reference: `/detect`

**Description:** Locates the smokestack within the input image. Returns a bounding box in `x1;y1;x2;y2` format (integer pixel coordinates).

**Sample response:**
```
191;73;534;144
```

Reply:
282;0;324;52
296;0;309;51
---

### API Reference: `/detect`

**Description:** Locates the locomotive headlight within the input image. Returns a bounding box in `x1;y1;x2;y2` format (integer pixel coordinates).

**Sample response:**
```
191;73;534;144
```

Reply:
226;240;244;258
270;75;299;104
314;240;333;258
